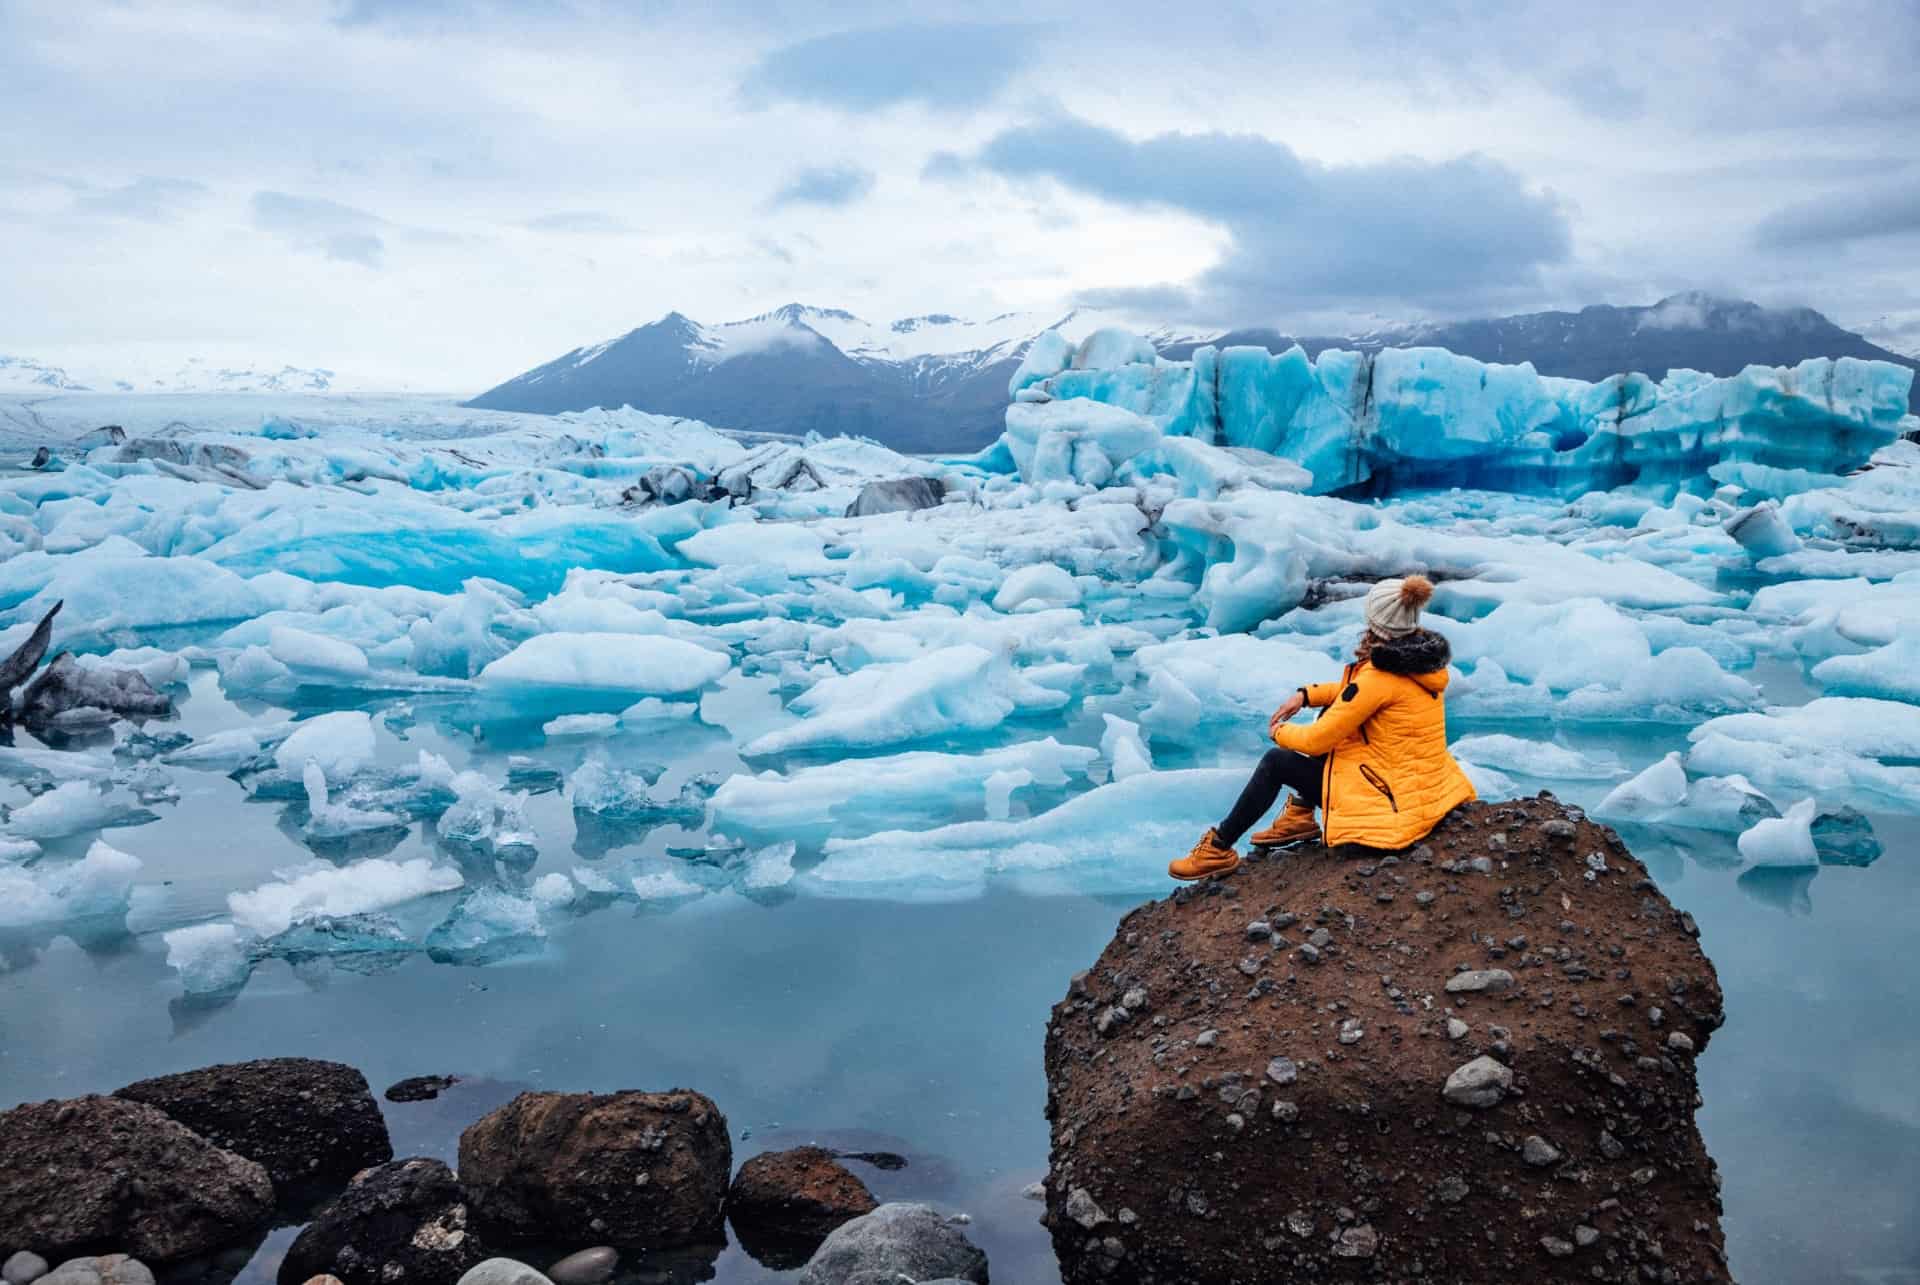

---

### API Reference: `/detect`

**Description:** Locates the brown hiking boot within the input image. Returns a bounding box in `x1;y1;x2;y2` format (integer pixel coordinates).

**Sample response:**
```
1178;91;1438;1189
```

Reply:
1169;828;1240;881
1250;798;1319;849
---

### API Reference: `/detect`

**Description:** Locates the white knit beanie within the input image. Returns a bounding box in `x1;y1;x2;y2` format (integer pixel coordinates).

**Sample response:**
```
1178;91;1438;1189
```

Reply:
1363;575;1433;639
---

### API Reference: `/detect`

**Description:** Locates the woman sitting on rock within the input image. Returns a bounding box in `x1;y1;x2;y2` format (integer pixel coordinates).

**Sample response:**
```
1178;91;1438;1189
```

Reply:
1171;575;1476;879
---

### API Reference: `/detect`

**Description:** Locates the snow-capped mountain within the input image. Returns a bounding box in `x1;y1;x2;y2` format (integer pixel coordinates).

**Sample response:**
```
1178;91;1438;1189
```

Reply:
465;304;1209;451
0;355;372;397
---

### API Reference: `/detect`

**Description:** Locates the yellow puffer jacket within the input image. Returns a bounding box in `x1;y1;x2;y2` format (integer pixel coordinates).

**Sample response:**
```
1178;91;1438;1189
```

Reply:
1271;628;1476;849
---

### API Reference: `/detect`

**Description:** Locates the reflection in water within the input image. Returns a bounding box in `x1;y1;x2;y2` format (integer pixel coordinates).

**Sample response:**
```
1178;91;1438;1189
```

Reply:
1735;865;1817;915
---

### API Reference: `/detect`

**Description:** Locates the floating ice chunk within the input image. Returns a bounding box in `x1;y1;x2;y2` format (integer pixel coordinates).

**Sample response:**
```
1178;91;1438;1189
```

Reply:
744;643;1067;756
811;768;1247;899
711;737;1096;837
76;647;189;689
1449;734;1621;780
1594;753;1689;821
1724;502;1801;560
742;840;797;890
228;857;463;937
984;768;1032;821
992;563;1081;612
409;577;528;678
165;723;294;772
1738;798;1818;868
543;713;620;738
274;710;377;783
1456;757;1518;799
1672;774;1781;833
1100;715;1153;781
1134;635;1341;736
478;632;731;695
425;886;546;964
269;625;371;679
1810;636;1920;702
630;870;704;900
0;839;141;927
0;744;114;783
163;922;254;995
1692;698;1920;762
0;836;41;861
1139;667;1205;740
571;865;618;894
439;771;535;848
220;646;296;697
619;697;698;723
302;761;404;839
4;781;152;840
530;872;575;906
680;521;832;575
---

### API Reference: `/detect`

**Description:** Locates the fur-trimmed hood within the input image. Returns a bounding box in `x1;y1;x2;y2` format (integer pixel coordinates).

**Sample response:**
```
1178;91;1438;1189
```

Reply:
1369;628;1452;677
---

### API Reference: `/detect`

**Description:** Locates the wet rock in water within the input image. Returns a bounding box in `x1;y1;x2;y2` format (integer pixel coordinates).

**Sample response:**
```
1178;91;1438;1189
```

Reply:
0;601;61;700
541;1248;616;1285
116;1057;392;1191
1042;797;1729;1284
278;1158;487;1285
0;1095;273;1265
385;1074;461;1103
35;1258;153;1285
844;476;945;518
727;1147;878;1269
795;1203;988;1285
457;1090;730;1250
453;1261;550;1285
18;654;171;726
3;1254;50;1285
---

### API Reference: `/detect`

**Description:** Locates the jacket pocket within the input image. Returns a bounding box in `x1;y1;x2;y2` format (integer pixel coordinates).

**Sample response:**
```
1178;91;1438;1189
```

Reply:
1358;764;1399;812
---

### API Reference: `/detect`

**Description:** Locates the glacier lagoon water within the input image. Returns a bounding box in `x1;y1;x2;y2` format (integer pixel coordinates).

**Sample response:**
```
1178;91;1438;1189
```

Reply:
2;360;1919;1284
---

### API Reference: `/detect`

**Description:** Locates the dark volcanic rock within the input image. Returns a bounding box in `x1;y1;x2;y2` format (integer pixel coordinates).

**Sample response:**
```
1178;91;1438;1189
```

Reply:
727;1147;879;1269
0;600;60;699
116;1057;392;1190
457;1090;730;1250
18;654;171;725
278;1158;485;1285
1043;795;1729;1284
0;1095;274;1265
795;1203;988;1285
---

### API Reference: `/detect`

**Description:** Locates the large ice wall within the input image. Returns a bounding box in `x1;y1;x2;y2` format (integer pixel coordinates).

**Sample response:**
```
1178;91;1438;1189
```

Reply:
991;327;1915;497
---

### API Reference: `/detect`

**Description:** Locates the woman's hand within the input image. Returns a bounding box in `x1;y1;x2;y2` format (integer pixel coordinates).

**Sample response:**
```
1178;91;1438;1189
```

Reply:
1268;690;1305;735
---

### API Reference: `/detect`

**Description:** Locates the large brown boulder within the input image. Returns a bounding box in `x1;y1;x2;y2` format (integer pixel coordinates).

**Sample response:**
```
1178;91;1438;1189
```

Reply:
0;1095;274;1264
115;1057;392;1191
457;1090;730;1249
277;1158;486;1285
726;1147;879;1268
1043;795;1729;1284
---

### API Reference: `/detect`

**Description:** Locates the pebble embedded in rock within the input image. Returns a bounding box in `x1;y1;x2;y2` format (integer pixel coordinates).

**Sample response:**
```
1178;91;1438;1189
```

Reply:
1668;1031;1696;1054
1433;1175;1469;1205
1446;1018;1469;1041
1444;968;1515;994
1194;1029;1218;1048
1441;1055;1513;1108
1521;1135;1561;1167
1265;1056;1298;1086
1245;921;1270;940
300;1277;345;1285
1308;927;1331;949
1296;942;1321;965
1021;1182;1046;1202
544;1249;617;1285
1541;1236;1574;1258
1270;1100;1298;1123
1338;1020;1363;1045
1065;1188;1107;1230
4;1254;49;1285
1332;1224;1378;1259
36;1258;155;1285
1121;988;1148;1011
1574;1225;1600;1247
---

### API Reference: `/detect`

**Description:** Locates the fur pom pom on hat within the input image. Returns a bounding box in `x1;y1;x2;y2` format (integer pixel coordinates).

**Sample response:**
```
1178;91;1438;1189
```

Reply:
1363;575;1433;639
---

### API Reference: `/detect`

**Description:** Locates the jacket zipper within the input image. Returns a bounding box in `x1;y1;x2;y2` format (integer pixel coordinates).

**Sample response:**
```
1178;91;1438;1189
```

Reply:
1358;764;1399;812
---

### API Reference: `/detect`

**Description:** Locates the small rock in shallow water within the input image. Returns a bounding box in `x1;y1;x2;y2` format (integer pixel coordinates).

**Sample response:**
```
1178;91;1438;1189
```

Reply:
543;1249;616;1285
385;1074;460;1103
796;1203;988;1285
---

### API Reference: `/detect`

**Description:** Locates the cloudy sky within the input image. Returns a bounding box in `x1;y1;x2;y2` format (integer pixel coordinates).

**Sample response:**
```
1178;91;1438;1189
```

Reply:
3;0;1918;389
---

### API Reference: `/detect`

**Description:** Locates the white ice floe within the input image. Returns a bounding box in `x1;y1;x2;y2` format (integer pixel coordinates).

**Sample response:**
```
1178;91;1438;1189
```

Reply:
1737;798;1819;868
0;839;141;927
227;857;464;937
478;632;731;694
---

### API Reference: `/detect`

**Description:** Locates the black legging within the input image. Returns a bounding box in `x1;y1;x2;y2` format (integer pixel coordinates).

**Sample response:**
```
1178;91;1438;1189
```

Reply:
1216;748;1325;846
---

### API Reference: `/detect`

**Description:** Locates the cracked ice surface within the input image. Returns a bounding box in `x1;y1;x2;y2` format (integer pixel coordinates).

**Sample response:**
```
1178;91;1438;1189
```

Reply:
0;344;1912;997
